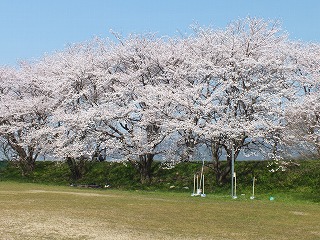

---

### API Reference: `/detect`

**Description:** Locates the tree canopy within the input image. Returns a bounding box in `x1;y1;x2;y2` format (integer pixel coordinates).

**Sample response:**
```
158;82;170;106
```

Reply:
0;18;319;183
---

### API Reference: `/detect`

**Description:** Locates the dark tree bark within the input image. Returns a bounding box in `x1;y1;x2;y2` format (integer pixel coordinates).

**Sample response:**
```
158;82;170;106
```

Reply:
66;156;87;181
130;153;154;184
211;138;245;185
6;134;38;176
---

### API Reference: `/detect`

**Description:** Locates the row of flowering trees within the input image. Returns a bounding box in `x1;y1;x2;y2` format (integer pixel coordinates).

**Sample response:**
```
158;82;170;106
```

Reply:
1;18;319;183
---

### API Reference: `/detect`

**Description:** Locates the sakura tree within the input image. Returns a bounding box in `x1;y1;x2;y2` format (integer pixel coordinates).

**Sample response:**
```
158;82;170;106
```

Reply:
1;17;319;184
169;18;318;183
0;64;56;175
284;42;320;158
35;35;179;183
81;34;181;183
285;93;320;158
31;39;121;179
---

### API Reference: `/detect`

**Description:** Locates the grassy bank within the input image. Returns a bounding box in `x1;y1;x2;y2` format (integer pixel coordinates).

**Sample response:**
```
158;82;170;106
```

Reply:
0;182;319;239
0;160;319;202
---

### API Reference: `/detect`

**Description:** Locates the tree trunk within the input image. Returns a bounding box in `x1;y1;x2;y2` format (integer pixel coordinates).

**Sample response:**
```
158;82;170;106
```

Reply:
211;140;241;185
19;153;36;177
66;157;86;181
137;153;154;184
218;150;232;184
7;135;37;176
180;130;196;162
211;141;223;185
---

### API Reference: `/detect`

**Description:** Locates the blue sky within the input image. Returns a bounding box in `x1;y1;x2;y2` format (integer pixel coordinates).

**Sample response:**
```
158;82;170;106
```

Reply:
1;0;320;66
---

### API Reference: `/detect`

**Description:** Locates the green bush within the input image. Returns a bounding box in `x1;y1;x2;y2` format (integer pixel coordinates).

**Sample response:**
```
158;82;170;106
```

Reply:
32;161;70;185
0;159;319;200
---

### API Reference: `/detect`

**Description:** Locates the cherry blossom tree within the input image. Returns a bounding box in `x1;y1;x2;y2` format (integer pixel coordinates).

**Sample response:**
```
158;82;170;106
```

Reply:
31;39;119;179
106;35;181;182
34;35;178;183
1;17;319;184
283;42;320;158
169;18;318;183
285;93;320;158
0;65;56;175
79;35;181;183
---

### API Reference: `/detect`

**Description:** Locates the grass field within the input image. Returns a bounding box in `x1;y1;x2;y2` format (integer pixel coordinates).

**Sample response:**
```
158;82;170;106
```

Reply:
0;182;319;240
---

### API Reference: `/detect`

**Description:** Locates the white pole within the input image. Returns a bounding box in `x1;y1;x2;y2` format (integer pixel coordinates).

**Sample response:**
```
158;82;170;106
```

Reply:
231;143;235;198
203;175;205;194
200;159;204;189
197;174;199;194
193;174;196;195
252;177;255;198
234;172;237;198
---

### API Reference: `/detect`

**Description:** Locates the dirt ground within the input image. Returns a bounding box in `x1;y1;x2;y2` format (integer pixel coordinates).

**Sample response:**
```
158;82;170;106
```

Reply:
1;185;319;240
0;189;194;240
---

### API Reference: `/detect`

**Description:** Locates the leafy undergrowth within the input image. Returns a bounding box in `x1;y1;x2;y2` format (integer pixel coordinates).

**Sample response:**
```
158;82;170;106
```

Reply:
0;160;319;202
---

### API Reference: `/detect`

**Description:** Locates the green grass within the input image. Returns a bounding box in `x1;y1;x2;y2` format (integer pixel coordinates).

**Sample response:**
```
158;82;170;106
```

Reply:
0;182;319;239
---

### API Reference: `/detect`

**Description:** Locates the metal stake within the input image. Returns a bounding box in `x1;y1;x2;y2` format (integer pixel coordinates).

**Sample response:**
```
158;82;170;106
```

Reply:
231;143;237;199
